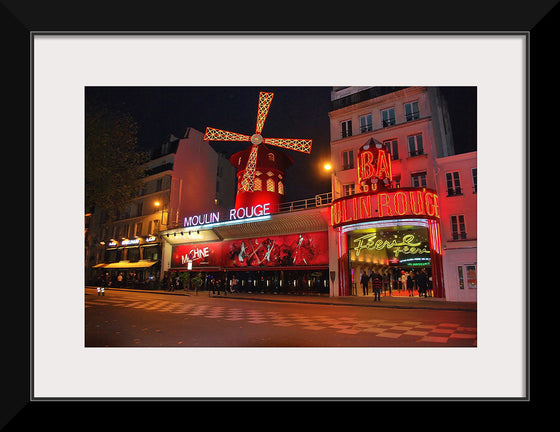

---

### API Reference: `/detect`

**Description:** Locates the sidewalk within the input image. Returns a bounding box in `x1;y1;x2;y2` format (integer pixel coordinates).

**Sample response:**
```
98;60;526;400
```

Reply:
86;286;476;312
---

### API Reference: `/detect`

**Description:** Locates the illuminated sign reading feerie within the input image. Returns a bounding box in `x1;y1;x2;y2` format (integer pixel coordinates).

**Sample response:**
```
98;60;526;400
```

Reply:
331;188;440;227
353;232;429;257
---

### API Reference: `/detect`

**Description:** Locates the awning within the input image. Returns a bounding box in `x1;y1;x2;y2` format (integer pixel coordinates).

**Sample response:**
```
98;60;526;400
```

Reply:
93;260;159;269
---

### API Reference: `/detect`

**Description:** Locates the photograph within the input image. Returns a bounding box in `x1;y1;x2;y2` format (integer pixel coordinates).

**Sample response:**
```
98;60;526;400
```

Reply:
84;86;478;348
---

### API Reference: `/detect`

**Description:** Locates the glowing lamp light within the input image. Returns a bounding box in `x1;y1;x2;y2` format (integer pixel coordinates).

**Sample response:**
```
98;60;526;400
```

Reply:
324;162;332;171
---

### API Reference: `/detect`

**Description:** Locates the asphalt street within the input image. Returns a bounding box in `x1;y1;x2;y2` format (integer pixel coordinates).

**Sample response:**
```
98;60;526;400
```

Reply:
85;288;477;347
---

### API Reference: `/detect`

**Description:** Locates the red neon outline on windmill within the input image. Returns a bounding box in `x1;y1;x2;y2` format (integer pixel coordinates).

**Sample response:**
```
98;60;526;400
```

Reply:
203;92;312;193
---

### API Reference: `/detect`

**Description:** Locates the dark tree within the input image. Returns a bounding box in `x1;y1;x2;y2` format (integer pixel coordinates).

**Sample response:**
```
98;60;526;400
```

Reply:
85;98;148;220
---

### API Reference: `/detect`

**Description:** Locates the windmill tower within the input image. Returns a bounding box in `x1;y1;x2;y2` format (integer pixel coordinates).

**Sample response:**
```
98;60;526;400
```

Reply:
204;92;312;211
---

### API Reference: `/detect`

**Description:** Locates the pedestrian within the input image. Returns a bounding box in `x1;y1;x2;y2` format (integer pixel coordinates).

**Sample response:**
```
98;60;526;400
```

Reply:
406;273;414;296
210;278;216;295
117;273;123;287
417;269;429;298
360;271;370;296
372;273;382;302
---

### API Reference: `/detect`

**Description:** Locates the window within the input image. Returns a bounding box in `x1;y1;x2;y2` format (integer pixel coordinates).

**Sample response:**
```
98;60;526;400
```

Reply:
381;108;396;127
404;101;420;121
359;114;373;133
451;215;467;240
156;178;163;191
472;168;477;193
458;264;477;289
466;265;477;289
135;222;142;236
341;120;352;138
278;181;284;195
342;149;354;170
384;139;399;160
343;183;355;196
136;201;143;217
457;266;464;290
411;172;427;188
216;180;220;193
266;178;275;192
446;171;462;196
407;134;424;156
254;177;262;191
147;220;153;235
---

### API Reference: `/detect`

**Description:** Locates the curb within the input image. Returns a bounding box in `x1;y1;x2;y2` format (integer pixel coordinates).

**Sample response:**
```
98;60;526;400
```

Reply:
86;286;476;312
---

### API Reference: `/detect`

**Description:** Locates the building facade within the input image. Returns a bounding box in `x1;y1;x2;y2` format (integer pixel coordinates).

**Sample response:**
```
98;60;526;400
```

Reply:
436;151;477;301
327;86;476;301
86;128;237;286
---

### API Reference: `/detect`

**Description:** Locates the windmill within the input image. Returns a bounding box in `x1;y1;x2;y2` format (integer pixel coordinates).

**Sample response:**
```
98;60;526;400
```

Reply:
204;92;313;199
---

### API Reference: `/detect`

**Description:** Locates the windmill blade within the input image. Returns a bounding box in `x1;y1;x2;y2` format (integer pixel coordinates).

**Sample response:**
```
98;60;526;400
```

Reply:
263;137;312;154
204;127;251;142
255;92;274;135
240;144;260;192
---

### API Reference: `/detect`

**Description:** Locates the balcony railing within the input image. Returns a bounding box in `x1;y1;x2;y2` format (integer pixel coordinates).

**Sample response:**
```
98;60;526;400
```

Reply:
277;192;333;213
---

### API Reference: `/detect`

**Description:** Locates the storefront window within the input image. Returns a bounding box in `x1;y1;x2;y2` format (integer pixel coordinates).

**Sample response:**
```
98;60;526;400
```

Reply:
105;249;118;263
127;247;140;262
142;245;159;261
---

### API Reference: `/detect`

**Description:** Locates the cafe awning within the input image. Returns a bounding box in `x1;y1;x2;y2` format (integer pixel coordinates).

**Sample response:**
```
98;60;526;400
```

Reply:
93;260;159;269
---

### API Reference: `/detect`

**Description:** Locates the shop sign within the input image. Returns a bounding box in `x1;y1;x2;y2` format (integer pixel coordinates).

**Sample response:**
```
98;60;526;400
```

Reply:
223;232;329;268
184;203;271;228
171;231;328;269
358;142;392;192
331;188;440;227
122;238;140;246
172;242;223;267
353;232;430;257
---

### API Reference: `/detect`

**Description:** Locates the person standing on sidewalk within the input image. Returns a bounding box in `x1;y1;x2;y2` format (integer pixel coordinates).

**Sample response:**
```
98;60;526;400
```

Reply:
372;273;382;302
406;273;414;296
360;271;370;296
417;269;429;298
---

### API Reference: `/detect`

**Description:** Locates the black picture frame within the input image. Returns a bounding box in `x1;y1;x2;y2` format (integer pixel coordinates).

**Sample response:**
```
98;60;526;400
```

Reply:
4;0;550;426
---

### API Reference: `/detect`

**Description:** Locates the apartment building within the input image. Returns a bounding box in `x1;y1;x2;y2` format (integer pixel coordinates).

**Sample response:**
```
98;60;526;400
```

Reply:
86;127;236;285
327;86;476;301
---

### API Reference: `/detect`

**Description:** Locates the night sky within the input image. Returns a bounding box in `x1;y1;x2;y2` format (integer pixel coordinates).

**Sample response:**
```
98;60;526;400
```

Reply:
85;86;476;202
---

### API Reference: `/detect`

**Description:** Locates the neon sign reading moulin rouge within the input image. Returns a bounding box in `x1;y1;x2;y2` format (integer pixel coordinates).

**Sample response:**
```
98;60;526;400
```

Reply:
184;203;271;228
331;188;440;227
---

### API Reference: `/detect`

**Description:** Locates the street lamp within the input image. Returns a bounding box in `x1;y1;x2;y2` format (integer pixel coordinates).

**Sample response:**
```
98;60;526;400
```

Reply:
323;161;341;200
154;200;167;231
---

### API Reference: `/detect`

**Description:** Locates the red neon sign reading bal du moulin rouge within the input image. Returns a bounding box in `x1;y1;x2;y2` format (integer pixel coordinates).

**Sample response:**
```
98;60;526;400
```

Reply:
331;188;440;227
331;139;440;227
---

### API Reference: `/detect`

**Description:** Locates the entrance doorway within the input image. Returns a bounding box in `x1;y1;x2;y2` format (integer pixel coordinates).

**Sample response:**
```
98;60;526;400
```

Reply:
347;224;433;297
